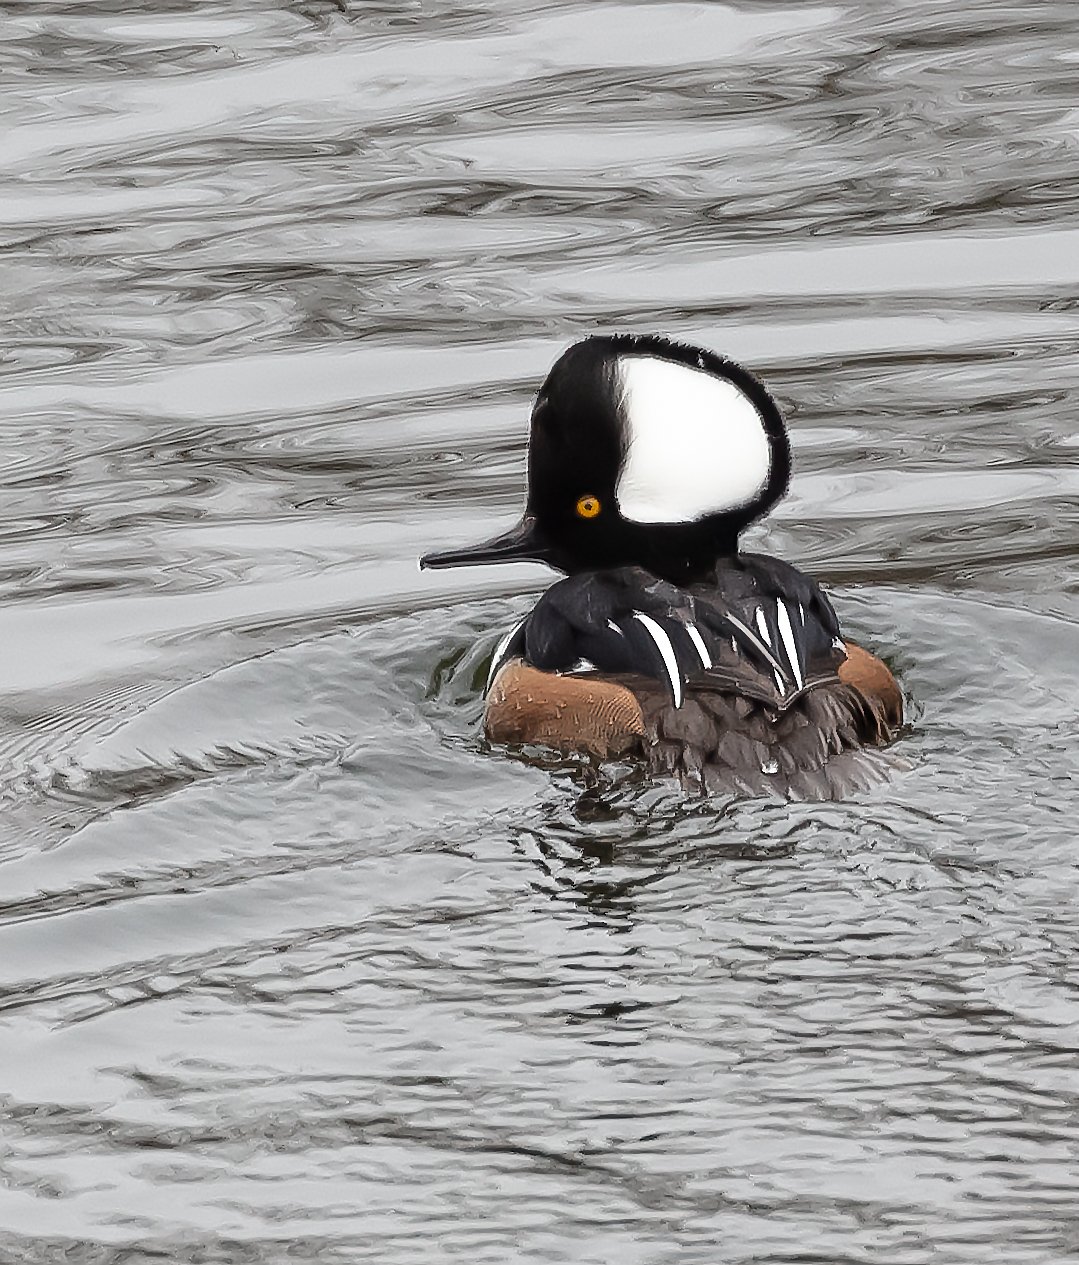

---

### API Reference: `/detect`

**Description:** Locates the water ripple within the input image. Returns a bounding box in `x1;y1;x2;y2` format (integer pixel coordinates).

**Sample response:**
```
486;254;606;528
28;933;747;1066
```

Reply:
2;0;1079;1260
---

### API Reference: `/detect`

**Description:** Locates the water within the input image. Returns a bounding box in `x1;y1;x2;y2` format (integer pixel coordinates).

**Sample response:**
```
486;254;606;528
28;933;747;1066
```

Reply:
2;1;1078;1260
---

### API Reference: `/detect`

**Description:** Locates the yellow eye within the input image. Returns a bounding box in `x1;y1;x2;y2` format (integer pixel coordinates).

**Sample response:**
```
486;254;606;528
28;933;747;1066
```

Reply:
575;494;602;519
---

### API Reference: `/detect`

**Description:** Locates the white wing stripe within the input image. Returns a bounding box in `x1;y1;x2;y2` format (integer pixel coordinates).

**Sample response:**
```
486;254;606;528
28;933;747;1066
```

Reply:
754;605;771;646
685;623;712;669
776;600;803;690
486;618;526;694
632;613;683;709
725;612;790;688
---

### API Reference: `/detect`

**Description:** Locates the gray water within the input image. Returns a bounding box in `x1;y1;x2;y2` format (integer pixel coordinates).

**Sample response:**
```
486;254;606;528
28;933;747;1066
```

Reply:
2;2;1079;1261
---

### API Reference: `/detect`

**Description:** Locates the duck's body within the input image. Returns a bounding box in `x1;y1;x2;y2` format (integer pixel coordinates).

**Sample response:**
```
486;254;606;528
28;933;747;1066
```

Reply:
422;334;902;796
483;556;901;796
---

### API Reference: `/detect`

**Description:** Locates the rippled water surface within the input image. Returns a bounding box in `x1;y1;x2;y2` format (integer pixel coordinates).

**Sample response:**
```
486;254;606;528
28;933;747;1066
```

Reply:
3;2;1079;1260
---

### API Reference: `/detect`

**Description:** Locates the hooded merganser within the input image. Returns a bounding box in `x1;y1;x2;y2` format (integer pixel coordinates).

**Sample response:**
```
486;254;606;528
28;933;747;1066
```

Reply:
421;334;903;797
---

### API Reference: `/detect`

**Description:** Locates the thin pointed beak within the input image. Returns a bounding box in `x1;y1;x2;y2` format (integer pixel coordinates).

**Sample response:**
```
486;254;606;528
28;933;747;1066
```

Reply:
420;515;549;570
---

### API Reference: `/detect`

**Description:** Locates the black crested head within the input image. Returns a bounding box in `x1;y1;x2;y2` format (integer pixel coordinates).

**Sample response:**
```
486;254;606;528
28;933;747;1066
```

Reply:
421;334;791;585
525;335;790;581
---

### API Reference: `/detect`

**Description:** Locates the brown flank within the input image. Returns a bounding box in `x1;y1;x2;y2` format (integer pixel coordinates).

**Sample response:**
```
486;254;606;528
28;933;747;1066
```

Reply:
485;643;900;761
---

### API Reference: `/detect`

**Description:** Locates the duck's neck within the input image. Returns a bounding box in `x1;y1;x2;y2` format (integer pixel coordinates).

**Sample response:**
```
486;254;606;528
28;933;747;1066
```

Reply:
646;546;742;588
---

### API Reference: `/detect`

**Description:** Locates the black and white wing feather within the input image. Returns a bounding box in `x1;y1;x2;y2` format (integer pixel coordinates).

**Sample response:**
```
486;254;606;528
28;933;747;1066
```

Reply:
486;617;528;693
486;564;844;710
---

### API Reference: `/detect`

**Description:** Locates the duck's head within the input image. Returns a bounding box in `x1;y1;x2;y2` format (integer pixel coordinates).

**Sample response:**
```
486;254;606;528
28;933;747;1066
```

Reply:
421;334;790;585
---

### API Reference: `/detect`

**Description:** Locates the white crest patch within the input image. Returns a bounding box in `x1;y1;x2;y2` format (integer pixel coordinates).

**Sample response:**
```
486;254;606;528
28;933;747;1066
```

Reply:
613;355;773;524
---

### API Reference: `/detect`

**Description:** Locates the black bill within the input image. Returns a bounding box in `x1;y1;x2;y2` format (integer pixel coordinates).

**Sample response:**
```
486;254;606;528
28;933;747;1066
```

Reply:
419;515;549;569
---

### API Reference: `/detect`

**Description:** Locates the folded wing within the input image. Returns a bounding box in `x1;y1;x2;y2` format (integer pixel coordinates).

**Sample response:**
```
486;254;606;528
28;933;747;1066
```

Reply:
486;565;845;710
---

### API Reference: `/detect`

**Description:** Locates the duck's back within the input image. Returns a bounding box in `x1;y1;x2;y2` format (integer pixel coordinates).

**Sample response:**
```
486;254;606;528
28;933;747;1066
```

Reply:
483;555;902;797
632;662;898;798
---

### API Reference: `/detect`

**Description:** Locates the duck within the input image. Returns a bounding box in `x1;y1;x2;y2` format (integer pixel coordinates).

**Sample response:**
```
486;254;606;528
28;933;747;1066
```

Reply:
421;334;903;797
